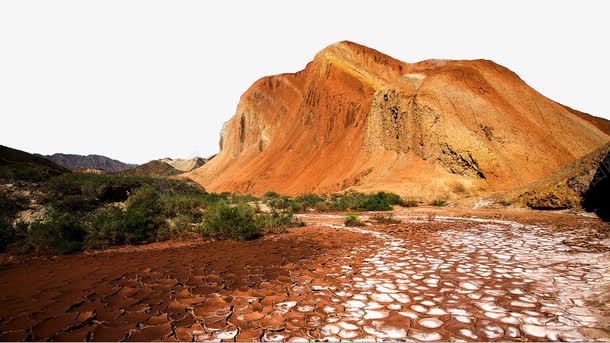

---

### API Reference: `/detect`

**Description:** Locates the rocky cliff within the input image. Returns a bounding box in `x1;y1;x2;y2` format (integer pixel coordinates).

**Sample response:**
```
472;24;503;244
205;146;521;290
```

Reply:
187;41;610;198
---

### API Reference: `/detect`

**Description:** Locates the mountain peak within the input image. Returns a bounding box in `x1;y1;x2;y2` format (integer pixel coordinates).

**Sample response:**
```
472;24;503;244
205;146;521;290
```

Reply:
186;42;609;199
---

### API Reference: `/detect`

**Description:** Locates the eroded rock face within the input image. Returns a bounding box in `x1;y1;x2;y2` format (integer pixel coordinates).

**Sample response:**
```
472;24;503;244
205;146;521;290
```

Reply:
509;143;610;212
187;41;610;198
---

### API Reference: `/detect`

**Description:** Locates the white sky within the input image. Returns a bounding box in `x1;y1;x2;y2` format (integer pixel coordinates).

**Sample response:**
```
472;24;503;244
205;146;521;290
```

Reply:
1;1;608;164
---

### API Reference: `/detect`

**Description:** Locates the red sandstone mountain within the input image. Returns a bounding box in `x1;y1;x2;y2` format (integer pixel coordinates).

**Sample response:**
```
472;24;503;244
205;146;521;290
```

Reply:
187;41;610;198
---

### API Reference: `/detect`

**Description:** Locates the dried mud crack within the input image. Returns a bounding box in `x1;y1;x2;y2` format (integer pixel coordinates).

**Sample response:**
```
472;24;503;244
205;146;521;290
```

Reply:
1;211;609;341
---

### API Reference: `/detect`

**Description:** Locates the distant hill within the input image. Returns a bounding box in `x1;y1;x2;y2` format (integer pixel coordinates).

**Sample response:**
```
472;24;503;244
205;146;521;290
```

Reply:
118;157;207;177
45;153;136;172
117;160;182;177
1;145;69;181
160;157;207;172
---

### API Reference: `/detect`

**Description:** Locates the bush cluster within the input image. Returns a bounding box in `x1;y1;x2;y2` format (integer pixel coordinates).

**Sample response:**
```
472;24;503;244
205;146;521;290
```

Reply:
0;165;52;182
11;212;86;254
44;173;206;213
256;209;305;234
344;213;365;226
371;213;401;224
202;202;260;240
2;170;420;255
202;203;304;240
264;191;413;213
5;186;166;253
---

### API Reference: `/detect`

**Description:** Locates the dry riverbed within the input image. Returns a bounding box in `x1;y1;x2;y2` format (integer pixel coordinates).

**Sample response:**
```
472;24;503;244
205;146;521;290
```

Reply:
1;207;609;341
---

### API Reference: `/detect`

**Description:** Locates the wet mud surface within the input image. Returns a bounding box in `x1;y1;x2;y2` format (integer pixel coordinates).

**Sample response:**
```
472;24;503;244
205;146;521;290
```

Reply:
1;208;609;341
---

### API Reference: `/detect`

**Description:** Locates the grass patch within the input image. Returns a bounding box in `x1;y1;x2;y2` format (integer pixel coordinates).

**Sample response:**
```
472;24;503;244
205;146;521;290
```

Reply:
202;202;260;240
85;204;126;249
10;212;86;254
3;165;422;255
256;209;305;234
0;188;29;220
371;213;400;224
265;191;409;213
45;173;207;213
344;212;365;226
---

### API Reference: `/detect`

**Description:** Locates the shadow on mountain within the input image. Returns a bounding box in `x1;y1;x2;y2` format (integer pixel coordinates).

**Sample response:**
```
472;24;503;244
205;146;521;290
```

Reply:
583;150;610;221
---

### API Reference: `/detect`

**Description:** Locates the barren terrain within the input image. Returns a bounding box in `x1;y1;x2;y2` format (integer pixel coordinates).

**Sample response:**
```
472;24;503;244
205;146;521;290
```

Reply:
1;208;608;341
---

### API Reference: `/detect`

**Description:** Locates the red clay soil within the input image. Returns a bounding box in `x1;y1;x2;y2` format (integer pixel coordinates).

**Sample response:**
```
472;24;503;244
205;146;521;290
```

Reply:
0;226;367;341
186;41;609;199
1;209;609;342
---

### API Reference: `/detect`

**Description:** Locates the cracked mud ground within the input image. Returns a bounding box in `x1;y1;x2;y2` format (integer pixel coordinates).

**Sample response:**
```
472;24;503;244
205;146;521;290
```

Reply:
1;209;609;341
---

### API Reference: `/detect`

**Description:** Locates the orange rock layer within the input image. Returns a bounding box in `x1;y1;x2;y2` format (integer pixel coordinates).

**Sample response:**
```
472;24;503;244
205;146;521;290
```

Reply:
187;41;609;198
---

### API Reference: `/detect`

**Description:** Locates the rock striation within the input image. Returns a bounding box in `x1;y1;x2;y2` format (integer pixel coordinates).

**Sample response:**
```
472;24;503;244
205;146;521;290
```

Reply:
509;142;610;216
187;41;609;198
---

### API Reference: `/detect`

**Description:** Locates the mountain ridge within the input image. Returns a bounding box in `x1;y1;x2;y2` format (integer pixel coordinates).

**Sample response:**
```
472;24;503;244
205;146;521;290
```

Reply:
118;157;208;177
45;153;136;172
1;145;69;181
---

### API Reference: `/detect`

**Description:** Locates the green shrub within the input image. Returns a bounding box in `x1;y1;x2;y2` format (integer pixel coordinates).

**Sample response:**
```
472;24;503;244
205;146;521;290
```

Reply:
123;186;164;244
326;192;365;211
161;194;209;219
156;214;199;241
0;188;29;219
430;199;448;207
263;191;280;198
85;205;126;249
256;210;305;234
265;192;405;213
45;173;207;213
332;192;401;211
0;188;27;250
203;203;260;240
376;192;404;205
7;165;50;182
288;200;303;212
12;212;86;254
45;174;140;212
371;213;401;224
295;194;325;211
325;192;405;212
265;196;302;212
359;193;393;211
0;217;14;251
223;193;258;203
344;213;364;226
